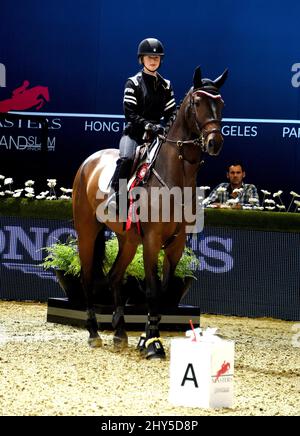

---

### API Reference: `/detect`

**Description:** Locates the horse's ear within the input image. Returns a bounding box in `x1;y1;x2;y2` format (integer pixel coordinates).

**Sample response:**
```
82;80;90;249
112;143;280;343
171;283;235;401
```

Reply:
214;68;229;88
193;66;203;89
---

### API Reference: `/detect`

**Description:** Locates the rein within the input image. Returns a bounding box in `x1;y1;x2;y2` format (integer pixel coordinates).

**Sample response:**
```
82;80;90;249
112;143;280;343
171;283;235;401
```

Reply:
166;136;204;162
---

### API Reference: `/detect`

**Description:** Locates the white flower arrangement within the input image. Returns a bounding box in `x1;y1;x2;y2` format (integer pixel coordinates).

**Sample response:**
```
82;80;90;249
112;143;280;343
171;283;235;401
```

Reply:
272;190;285;211
202;186;300;213
226;198;239;205
287;191;300;212
249;197;259;204
0;177;72;201
232;188;243;194
24;187;35;194
294;200;300;212
58;187;72;200
260;189;272;207
47;179;57;188
13;192;22;198
0;175;299;215
60;187;73;194
46;179;57;198
4;178;13;186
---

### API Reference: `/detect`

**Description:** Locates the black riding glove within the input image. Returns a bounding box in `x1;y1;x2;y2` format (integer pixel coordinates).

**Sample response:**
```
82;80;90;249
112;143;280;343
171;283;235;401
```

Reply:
144;123;165;139
154;124;165;135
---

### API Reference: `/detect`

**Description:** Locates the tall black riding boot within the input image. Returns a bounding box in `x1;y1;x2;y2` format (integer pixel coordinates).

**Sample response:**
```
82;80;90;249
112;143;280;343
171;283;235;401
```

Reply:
110;158;133;194
107;158;132;214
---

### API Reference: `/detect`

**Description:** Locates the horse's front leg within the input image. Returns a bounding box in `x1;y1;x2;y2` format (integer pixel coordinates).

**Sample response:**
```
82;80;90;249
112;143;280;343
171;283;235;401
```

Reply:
141;237;166;359
109;240;138;348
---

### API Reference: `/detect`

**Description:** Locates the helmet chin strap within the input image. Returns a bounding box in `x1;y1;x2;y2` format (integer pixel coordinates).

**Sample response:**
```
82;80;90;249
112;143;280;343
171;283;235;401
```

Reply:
143;66;158;74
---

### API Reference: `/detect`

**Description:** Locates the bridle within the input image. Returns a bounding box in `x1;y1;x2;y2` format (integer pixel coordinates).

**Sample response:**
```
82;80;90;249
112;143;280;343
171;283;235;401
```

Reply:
166;88;224;160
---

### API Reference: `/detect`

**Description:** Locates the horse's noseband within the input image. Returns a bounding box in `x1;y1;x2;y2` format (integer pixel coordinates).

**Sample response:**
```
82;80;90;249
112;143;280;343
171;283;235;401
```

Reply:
197;119;222;150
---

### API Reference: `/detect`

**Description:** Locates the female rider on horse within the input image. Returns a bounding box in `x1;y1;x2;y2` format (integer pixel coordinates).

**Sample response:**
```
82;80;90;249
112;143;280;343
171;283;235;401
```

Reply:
110;37;177;195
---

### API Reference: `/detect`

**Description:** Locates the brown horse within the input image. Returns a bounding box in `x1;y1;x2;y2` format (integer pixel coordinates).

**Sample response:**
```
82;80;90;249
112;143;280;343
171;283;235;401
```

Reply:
72;66;228;358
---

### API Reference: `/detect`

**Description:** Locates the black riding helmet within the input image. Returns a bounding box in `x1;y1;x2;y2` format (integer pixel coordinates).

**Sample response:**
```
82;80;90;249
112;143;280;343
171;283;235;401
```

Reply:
137;38;165;64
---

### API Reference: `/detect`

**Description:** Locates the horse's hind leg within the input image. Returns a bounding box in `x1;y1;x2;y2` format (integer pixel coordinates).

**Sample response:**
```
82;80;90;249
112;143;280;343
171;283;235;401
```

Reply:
162;233;186;307
109;238;138;348
78;222;104;348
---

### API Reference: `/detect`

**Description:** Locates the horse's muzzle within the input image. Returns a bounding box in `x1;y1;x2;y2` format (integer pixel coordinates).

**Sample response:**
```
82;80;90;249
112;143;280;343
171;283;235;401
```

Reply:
207;134;223;156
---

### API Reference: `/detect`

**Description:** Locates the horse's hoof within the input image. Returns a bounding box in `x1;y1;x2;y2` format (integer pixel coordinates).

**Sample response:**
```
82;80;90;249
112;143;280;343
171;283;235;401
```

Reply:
88;336;103;348
145;337;166;360
113;333;128;349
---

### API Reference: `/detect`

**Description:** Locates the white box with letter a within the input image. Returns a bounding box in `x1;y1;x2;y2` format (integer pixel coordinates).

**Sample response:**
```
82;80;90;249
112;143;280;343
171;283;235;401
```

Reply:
169;337;234;408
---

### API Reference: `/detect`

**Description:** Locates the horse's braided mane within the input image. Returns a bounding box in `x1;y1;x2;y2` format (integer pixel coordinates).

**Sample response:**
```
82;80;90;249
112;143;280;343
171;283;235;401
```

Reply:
164;88;190;135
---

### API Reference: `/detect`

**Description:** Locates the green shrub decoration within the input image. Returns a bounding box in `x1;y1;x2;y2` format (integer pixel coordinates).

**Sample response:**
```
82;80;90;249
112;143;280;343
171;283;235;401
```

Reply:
42;237;81;277
42;236;199;280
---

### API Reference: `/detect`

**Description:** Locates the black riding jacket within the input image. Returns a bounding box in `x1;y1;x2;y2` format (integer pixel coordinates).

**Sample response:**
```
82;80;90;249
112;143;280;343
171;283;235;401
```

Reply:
123;71;176;144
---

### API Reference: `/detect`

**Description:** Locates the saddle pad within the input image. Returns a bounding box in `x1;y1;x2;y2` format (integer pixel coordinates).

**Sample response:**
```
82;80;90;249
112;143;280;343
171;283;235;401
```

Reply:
97;138;160;194
127;137;160;187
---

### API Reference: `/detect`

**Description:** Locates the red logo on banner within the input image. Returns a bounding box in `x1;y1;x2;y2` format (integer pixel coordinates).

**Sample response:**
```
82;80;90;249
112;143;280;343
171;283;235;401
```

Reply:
0;80;50;112
214;361;231;382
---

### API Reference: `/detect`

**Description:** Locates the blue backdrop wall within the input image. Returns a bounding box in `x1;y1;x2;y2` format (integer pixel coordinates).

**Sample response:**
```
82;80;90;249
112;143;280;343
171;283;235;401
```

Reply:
0;0;299;198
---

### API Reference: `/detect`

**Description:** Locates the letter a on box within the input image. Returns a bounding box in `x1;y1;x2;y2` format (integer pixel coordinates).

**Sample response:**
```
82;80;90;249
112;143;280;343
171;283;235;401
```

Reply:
169;338;234;408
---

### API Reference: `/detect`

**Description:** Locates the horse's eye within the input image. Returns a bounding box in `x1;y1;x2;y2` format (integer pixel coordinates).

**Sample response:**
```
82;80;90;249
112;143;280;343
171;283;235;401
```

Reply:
194;98;201;106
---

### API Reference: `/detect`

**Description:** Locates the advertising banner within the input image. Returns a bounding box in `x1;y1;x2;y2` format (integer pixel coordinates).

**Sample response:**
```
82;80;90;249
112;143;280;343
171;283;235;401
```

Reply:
0;0;299;197
0;217;299;320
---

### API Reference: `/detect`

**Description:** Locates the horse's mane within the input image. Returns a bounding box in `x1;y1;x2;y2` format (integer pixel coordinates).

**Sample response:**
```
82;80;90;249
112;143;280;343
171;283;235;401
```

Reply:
164;87;191;135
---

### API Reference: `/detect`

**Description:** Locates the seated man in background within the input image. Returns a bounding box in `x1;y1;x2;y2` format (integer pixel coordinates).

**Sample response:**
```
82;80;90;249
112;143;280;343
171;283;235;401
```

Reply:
203;161;259;209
